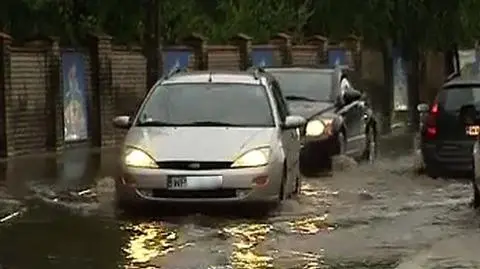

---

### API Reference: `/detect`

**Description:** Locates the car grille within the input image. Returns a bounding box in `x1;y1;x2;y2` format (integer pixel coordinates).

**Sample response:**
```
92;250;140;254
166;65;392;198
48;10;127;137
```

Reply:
156;161;233;170
152;189;237;199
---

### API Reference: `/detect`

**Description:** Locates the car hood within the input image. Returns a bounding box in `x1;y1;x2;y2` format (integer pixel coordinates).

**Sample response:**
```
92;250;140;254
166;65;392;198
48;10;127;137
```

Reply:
124;127;276;162
287;100;335;120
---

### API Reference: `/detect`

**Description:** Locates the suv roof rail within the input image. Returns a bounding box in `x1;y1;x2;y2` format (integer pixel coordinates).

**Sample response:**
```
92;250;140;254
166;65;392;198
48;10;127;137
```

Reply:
247;66;266;79
164;66;188;80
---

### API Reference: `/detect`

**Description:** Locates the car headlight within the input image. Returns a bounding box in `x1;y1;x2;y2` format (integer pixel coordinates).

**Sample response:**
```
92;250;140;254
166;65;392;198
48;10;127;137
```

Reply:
305;119;333;136
124;147;158;168
231;147;270;168
305;120;325;136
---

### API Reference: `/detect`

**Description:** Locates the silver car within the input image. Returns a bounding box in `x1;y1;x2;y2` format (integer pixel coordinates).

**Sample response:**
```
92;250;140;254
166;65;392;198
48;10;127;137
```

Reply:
112;69;306;208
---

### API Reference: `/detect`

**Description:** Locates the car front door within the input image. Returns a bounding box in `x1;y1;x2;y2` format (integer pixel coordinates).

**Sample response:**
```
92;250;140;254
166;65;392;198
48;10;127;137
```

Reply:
271;81;298;192
337;79;367;156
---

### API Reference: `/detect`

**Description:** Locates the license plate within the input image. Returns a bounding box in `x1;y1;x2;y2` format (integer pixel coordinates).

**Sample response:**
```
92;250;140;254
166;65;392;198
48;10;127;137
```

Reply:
166;176;222;190
466;125;480;136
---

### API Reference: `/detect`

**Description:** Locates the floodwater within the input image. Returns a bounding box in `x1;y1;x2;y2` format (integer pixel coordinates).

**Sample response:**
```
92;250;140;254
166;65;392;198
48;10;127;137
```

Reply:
0;132;479;269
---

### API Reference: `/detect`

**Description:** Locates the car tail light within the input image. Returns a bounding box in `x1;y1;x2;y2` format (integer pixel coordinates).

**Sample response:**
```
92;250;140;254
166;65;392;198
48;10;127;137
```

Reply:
425;100;438;139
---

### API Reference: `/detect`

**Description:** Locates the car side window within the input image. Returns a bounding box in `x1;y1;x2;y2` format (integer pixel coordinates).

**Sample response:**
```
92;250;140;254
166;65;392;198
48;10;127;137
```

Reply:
270;81;289;121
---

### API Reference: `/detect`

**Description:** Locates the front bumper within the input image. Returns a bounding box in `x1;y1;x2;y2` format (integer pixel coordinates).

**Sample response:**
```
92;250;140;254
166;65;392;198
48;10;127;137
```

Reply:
300;135;337;168
115;164;283;204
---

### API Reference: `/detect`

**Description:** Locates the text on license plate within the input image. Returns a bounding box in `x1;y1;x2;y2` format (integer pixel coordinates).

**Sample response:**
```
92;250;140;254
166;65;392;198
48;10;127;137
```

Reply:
167;176;223;190
466;125;480;136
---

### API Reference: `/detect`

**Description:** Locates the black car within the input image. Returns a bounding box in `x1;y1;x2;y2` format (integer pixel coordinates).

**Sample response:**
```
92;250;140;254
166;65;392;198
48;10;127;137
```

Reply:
417;78;480;178
455;103;480;208
263;66;378;174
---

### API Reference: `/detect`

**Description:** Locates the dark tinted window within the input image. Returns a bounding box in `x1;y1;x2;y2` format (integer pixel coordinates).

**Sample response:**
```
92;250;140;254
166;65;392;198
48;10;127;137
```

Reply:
136;83;274;127
269;70;334;101
441;87;480;111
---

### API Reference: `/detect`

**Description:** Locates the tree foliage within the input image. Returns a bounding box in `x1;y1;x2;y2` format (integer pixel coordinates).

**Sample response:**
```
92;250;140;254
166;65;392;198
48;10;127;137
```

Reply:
0;0;313;45
1;0;480;48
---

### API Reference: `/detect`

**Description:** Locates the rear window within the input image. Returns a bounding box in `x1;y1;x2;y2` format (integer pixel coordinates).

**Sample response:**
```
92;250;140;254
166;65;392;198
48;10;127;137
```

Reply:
441;87;480;111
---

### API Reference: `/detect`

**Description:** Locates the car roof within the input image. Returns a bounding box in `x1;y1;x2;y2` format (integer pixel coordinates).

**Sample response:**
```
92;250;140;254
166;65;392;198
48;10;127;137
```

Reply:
162;70;262;85
265;67;335;74
443;77;480;88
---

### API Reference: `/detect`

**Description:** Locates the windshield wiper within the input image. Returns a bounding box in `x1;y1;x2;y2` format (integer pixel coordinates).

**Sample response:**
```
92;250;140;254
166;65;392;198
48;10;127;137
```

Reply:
137;120;243;127
136;120;179;126
285;95;319;102
184;121;241;126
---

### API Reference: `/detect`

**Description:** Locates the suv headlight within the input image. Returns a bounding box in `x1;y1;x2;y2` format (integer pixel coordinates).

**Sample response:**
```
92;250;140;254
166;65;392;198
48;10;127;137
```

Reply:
124;147;158;168
231;147;270;168
305;119;333;136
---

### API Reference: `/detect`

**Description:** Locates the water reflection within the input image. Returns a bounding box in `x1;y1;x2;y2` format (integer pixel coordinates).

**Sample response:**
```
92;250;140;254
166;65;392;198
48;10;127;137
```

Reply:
122;222;193;268
290;250;324;269
222;223;274;268
302;183;339;197
289;214;335;235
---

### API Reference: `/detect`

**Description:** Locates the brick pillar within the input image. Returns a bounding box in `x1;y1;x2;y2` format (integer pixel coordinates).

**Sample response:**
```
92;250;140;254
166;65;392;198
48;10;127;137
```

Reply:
89;34;114;147
183;33;208;70
307;35;328;65
230;33;252;70
270;33;292;66
0;33;12;157
45;36;63;152
145;34;163;89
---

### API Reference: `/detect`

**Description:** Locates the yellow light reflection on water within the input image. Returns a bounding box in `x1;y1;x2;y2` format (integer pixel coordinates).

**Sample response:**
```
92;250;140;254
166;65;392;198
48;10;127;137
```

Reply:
222;223;274;269
122;222;192;268
289;214;335;235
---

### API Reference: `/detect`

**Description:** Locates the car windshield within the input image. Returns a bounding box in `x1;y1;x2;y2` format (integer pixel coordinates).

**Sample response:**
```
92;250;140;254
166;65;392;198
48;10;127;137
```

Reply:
269;70;334;101
136;83;275;127
441;87;480;112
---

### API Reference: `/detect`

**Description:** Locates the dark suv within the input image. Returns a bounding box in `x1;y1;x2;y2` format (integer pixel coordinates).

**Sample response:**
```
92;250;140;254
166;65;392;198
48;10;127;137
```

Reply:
418;78;480;178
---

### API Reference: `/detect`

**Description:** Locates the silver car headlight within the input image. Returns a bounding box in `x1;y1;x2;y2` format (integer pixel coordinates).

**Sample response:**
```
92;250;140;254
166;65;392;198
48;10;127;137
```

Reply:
305;119;333;136
124;147;158;168
231;147;270;168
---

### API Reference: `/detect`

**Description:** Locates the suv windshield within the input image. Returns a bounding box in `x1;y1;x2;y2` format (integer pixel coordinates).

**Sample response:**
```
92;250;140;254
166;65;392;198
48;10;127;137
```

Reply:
136;83;275;127
441;86;480;111
269;70;334;101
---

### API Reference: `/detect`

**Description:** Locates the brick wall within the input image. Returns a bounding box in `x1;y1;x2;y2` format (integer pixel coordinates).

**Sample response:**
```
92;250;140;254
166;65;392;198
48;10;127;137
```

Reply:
0;31;446;157
9;48;49;155
208;45;241;70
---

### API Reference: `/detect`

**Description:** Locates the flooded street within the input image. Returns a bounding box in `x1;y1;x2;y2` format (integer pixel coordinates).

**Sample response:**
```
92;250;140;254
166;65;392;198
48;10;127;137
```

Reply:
0;131;479;269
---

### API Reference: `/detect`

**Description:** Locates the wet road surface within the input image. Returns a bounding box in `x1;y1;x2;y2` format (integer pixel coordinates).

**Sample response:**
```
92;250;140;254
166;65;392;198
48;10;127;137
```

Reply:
0;131;479;269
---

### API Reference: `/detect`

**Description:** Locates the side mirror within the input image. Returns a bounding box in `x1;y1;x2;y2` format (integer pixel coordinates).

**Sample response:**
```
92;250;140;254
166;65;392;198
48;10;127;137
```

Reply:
343;89;362;104
283;115;306;129
417;103;429;113
113;116;132;129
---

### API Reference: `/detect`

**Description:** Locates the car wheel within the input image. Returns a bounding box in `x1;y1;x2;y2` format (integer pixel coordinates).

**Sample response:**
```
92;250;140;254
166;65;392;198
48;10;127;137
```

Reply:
363;126;377;163
293;174;302;195
471;179;480;209
472;142;480;209
337;132;346;155
279;165;288;201
114;185;137;217
424;163;439;179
